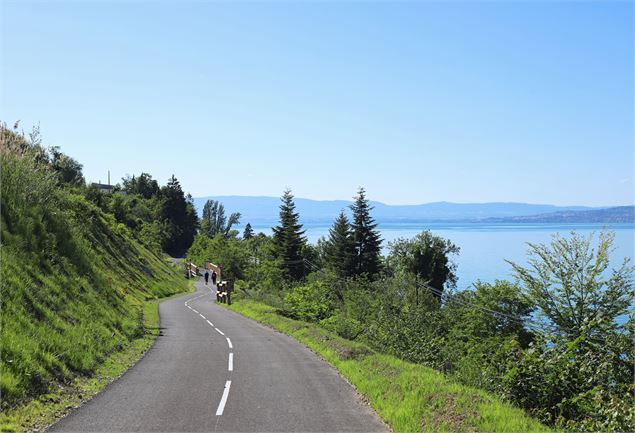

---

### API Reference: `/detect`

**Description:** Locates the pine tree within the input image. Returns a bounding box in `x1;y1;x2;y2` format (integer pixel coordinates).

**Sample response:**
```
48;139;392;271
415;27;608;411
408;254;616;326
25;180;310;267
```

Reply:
243;223;254;240
159;175;198;256
272;189;307;281
325;210;355;278
350;187;382;278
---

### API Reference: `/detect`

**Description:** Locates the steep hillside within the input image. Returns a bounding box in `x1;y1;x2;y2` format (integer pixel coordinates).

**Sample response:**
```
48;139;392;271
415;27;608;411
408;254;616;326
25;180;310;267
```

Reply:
0;129;189;411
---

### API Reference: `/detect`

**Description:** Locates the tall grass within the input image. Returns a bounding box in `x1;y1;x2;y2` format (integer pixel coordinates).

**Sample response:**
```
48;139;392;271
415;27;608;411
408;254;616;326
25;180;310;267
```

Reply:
0;136;188;410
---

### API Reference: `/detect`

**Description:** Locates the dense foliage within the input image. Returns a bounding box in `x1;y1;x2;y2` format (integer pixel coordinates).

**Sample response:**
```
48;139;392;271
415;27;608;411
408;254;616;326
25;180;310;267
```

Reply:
105;173;199;257
0;124;189;409
188;186;634;432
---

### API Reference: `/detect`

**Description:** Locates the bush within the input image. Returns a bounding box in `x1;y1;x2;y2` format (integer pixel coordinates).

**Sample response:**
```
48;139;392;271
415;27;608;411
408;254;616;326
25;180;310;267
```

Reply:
281;281;334;322
319;314;364;340
503;333;635;431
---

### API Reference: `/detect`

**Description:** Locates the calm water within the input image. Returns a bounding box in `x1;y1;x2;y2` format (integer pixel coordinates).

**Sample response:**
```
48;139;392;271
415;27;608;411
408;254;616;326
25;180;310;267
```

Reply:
251;222;635;288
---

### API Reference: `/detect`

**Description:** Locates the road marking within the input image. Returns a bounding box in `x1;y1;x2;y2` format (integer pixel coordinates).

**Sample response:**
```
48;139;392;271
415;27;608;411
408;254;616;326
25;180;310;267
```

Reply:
199;314;206;319
226;337;233;349
215;380;231;416
192;309;199;314
228;353;233;371
215;328;225;336
206;319;214;327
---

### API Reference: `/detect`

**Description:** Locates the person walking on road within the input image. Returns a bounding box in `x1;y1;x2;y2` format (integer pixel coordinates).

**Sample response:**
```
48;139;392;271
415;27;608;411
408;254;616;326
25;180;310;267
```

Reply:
204;271;209;285
211;270;217;285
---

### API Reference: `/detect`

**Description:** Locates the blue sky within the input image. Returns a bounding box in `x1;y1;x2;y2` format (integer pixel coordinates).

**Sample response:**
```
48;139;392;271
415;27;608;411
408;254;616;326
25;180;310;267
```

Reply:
2;1;633;206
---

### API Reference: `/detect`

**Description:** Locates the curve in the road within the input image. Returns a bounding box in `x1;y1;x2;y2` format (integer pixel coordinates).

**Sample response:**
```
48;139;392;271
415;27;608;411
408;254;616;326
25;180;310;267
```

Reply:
184;292;234;417
47;279;389;432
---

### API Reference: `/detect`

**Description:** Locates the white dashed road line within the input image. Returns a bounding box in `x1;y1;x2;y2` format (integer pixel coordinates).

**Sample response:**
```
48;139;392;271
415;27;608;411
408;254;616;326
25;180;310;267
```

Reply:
185;288;234;418
215;381;232;416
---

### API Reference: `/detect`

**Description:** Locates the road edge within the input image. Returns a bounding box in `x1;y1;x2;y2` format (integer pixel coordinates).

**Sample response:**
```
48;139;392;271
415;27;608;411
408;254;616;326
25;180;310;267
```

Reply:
0;283;195;433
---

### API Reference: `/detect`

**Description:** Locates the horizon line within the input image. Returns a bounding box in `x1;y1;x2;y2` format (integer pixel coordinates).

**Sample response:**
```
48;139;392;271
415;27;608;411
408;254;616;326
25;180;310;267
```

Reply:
192;195;634;209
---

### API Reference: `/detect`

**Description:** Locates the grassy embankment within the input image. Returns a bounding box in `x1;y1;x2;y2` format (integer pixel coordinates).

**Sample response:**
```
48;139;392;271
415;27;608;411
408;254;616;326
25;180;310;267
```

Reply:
0;139;192;431
223;299;551;433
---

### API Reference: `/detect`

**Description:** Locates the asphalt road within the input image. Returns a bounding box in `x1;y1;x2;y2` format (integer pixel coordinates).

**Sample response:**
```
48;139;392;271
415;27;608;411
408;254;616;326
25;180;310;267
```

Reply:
47;279;388;432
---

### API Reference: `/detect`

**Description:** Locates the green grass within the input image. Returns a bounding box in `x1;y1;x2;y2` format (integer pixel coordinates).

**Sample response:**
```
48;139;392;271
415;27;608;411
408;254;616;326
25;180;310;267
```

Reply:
223;299;552;433
0;146;193;430
0;285;194;432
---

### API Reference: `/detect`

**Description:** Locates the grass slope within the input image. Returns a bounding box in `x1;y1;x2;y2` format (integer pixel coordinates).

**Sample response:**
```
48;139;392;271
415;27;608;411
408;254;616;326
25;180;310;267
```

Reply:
0;288;192;432
224;299;550;433
0;145;191;428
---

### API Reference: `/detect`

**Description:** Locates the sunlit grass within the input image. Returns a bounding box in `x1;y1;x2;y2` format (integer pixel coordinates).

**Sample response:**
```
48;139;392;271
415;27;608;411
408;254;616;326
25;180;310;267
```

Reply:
0;285;194;432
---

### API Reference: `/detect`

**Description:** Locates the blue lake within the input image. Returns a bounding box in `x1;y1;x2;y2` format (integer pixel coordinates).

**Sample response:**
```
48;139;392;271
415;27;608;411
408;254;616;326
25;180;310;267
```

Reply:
251;222;634;288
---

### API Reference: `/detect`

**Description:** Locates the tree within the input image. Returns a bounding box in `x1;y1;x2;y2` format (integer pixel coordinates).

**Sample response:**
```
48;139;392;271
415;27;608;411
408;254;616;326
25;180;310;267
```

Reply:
444;280;534;342
187;234;247;281
350;188;382;278
242;222;254;240
272;189;307;281
508;230;634;339
121;172;159;198
324;210;355;279
159;175;198;256
201;199;241;239
49;146;84;186
388;230;460;300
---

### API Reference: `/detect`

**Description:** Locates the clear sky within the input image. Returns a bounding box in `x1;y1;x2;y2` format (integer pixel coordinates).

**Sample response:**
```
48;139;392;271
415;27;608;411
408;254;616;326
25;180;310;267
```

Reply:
2;0;633;206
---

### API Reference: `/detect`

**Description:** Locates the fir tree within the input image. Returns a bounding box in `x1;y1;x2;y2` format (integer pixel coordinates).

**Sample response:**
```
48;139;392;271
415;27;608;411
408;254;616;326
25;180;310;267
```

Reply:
350;187;382;278
243;222;254;240
272;189;307;281
325;210;355;279
159;175;198;256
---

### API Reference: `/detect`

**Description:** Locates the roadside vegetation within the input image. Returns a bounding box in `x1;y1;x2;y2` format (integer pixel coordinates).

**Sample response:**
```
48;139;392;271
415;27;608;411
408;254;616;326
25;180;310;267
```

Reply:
189;188;634;432
0;123;195;428
225;299;548;432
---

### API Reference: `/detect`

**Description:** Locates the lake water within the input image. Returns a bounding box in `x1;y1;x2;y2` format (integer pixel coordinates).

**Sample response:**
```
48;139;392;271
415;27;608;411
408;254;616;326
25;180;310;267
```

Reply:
251;222;634;288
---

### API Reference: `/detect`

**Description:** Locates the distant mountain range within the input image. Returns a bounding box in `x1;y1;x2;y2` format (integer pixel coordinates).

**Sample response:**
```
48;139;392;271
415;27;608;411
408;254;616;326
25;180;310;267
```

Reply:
484;206;635;223
192;196;635;225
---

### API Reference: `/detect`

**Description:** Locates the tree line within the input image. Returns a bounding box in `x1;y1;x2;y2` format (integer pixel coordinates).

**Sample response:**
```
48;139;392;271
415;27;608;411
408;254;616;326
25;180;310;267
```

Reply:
187;187;634;432
3;122;199;257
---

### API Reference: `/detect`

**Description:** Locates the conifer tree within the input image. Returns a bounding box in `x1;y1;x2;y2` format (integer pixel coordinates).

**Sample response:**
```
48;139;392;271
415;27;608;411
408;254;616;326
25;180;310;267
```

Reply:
325;210;355;278
272;189;307;281
159;175;198;256
350;187;382;278
243;222;254;240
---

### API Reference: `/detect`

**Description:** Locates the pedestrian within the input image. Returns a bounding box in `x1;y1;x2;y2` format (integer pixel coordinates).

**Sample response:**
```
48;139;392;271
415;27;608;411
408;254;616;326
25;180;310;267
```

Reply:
211;270;217;285
204;271;209;285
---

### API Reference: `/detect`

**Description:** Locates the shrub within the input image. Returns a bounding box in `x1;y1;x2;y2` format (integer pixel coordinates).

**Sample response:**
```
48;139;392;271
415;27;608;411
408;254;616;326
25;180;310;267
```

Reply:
319;314;364;340
281;281;334;322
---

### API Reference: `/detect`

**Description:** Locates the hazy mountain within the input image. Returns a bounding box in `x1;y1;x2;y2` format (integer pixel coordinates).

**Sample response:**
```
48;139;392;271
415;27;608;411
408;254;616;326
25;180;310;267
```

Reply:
483;206;635;223
192;196;604;225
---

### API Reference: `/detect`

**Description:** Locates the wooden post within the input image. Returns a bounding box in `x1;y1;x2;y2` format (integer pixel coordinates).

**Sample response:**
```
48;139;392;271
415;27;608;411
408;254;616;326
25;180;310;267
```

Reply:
226;280;231;305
